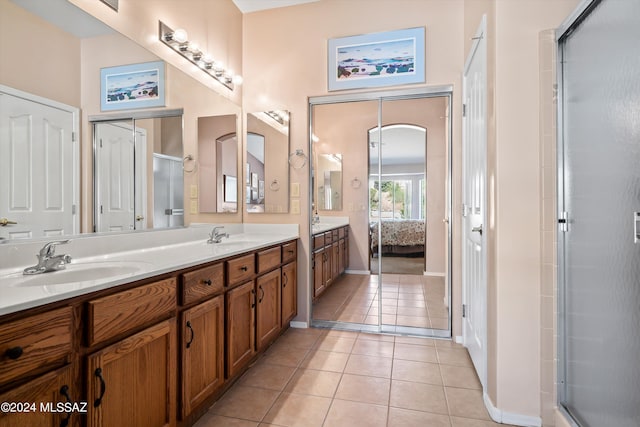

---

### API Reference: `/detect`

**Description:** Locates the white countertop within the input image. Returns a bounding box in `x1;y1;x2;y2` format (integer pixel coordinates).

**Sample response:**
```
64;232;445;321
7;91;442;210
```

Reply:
0;224;298;317
311;216;350;234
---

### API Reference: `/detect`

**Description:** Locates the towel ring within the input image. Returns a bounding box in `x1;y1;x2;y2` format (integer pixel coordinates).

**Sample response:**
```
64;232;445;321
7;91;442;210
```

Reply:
351;177;361;189
288;149;308;169
270;179;280;191
183;154;197;173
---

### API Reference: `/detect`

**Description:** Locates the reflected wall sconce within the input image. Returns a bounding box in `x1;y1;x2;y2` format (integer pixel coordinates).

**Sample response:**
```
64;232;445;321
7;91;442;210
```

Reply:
183;154;197;173
159;21;242;90
351;177;361;189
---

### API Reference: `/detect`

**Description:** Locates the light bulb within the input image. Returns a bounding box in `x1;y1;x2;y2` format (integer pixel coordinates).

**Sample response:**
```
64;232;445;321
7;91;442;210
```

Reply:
232;75;243;85
172;29;188;44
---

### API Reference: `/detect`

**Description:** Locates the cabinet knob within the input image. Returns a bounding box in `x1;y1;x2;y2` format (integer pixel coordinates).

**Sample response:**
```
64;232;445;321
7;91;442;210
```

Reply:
5;346;23;360
201;279;212;286
240;266;248;272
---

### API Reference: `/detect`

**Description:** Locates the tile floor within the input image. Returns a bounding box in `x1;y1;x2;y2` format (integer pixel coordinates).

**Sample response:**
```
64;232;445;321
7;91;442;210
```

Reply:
195;327;510;427
312;273;449;330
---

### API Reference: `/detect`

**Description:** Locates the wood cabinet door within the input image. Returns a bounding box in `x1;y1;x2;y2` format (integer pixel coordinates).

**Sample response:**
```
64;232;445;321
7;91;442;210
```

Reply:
344;236;350;269
225;281;255;378
0;365;75;427
331;242;340;280
338;238;345;275
255;269;281;352
313;250;325;298
181;295;224;419
281;262;297;326
86;319;176;427
323;247;332;288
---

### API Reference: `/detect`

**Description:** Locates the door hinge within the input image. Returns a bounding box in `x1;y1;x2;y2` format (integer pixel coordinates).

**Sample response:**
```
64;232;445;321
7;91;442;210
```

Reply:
559;211;568;232
462;203;468;217
99;138;103;148
72;204;76;215
100;205;103;214
462;103;467;117
462;304;466;318
72;132;76;142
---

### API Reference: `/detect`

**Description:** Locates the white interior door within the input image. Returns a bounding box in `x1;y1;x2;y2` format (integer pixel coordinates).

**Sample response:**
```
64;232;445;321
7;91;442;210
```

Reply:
95;122;136;232
0;88;78;240
462;16;487;388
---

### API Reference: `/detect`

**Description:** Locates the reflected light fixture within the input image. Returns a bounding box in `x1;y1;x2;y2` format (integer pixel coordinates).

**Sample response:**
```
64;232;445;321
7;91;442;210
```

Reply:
159;21;242;91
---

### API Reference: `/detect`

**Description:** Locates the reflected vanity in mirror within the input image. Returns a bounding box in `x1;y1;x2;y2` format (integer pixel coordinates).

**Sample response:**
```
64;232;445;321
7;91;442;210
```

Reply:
198;114;238;213
0;0;241;241
92;112;184;232
316;154;343;211
245;111;290;213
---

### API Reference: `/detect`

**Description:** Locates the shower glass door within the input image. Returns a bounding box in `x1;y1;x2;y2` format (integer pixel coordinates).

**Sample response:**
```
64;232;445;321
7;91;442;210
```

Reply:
559;0;640;425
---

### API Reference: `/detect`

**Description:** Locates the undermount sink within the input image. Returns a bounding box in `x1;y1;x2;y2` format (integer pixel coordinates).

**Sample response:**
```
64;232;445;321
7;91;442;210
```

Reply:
5;261;153;288
210;239;263;251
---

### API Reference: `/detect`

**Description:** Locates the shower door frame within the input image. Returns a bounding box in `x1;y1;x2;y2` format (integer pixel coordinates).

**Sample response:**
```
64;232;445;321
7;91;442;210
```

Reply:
308;86;453;337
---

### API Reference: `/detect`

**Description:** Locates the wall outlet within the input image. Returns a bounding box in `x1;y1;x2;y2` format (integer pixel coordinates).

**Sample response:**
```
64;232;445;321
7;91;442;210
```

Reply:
190;200;198;214
291;199;300;214
291;182;300;198
190;184;198;199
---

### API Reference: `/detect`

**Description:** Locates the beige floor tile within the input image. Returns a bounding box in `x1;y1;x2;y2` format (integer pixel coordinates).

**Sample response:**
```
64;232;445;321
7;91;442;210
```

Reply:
300;349;349;373
381;305;398;315
446;387;491;420
262;392;332;427
389;380;448;414
392;359;442;386
335;313;366;323
387;407;451;427
351;338;395;358
398;299;427;308
397;292;425;300
194;413;259;427
344;353;393;378
321;329;360;339
450;416;515;426
277;331;319;349
381;314;397;324
394;343;438;363
357;332;395;342
437;347;474;367
364;315;379;325
284;368;342;397
395;336;436;347
314;336;356;353
440;365;482;390
238;363;296;391
323;399;388;427
261;344;309;368
396;307;429;317
396;315;430;328
334;374;391;405
211;385;279;421
434;339;465;349
430;317;450;329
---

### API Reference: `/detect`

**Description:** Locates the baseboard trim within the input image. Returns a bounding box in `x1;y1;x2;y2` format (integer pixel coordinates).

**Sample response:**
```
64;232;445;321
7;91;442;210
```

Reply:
345;269;370;275
289;321;308;329
423;271;445;277
483;392;542;427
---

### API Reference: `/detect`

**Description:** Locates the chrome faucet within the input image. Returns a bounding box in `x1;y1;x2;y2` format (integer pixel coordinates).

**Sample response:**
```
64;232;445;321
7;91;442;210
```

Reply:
207;226;229;244
23;240;72;275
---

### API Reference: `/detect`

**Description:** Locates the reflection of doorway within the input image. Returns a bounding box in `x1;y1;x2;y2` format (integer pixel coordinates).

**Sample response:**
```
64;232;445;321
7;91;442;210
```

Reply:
153;154;183;228
246;132;265;211
94;121;147;232
309;88;451;338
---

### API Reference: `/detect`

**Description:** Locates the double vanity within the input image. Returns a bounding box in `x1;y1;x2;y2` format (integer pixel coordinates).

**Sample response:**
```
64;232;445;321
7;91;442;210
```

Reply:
0;224;298;426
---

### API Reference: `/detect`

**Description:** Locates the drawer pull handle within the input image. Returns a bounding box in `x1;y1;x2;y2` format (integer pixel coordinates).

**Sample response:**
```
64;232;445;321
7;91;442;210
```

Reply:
240;266;248;272
186;321;195;348
287;249;294;254
5;346;23;360
251;289;256;308
59;385;73;427
258;285;265;303
283;272;288;287
94;368;106;408
201;279;212;286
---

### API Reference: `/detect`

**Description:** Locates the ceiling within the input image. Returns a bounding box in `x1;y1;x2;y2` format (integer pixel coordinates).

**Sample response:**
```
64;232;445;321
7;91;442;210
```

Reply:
232;0;319;13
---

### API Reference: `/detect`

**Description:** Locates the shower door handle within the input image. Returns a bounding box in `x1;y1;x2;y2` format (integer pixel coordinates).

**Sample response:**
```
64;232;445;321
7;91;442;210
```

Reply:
634;212;640;243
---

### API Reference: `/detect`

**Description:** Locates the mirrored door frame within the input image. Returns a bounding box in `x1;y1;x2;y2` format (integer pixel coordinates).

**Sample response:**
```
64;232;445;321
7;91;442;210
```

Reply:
90;108;184;233
308;86;453;338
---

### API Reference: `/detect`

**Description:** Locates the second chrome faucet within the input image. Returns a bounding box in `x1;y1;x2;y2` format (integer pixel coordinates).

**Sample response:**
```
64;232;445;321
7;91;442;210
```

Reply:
207;226;229;244
23;240;72;275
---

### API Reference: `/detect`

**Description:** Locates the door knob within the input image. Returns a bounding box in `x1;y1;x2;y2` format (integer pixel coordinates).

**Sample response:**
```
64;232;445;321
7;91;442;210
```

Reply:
135;215;144;221
0;218;17;226
472;225;483;235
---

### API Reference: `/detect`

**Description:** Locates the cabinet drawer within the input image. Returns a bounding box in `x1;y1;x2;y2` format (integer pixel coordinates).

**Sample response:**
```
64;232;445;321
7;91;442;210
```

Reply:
87;278;176;346
181;263;224;305
313;234;324;250
282;241;297;263
226;254;255;286
257;247;281;274
331;229;339;242
0;307;72;385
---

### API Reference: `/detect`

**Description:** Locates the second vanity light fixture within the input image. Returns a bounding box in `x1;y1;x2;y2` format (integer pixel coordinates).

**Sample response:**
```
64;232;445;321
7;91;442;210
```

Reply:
159;21;242;90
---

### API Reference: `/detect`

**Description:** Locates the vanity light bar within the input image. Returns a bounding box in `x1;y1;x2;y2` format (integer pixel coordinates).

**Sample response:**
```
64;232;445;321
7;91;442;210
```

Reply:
159;21;242;90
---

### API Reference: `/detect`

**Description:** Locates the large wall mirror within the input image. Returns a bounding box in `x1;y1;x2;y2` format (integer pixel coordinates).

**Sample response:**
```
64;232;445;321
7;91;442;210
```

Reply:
316;154;343;211
0;0;241;241
245;111;290;213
